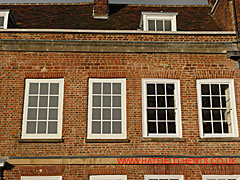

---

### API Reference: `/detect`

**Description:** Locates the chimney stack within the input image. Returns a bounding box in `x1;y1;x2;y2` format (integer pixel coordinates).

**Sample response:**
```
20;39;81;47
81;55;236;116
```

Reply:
93;0;108;19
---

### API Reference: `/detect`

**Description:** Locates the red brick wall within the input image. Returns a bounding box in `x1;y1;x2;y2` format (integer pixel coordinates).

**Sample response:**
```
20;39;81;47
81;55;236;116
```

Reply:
211;0;235;31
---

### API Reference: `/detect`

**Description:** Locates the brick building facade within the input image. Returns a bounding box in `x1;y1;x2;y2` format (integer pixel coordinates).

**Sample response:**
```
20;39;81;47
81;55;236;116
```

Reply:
1;0;240;179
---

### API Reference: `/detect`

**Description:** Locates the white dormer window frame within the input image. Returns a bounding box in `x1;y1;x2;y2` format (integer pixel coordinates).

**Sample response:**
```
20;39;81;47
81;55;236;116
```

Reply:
141;12;178;32
0;10;9;29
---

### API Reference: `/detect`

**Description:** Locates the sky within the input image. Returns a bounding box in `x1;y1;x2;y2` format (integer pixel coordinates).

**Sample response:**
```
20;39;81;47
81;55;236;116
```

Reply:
0;0;208;5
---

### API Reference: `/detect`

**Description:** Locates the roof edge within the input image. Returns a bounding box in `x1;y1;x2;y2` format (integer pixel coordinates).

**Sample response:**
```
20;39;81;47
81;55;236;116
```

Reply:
0;29;236;35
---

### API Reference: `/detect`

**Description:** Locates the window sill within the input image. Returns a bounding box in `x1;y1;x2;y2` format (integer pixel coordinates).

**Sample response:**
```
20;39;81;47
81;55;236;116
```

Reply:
141;137;186;142
18;139;64;143
85;139;130;143
198;137;240;142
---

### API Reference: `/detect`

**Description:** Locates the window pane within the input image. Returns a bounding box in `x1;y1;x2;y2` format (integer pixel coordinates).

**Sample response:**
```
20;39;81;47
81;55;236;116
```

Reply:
112;122;121;134
48;121;57;134
40;83;48;94
93;96;101;107
222;96;226;107
103;109;111;120
147;84;155;95
28;96;38;107
50;83;59;95
157;96;165;107
148;20;155;31
92;108;101;120
158;109;166;120
102;121;111;134
157;84;165;95
147;109;156;120
213;122;222;133
148;122;156;133
103;83;111;94
167;96;174;107
221;84;229;95
49;109;58;120
39;96;48;107
49;96;58;107
201;84;210;95
212;97;220;107
27;109;37;120
38;109;47;120
168;122;176;133
113;96;121;107
166;84;174;95
0;17;4;27
112;109;121;120
156;20;163;31
93;83;101;94
202;109;211;120
165;20;172;31
203;122;212;133
167;109;175;120
147;96;156;107
37;121;47;133
29;83;38;94
113;83;121;94
223;121;229;133
92;121;101;134
211;84;220;95
212;109;221;120
103;96;111;107
202;97;210;107
26;121;36;133
158;122;166;133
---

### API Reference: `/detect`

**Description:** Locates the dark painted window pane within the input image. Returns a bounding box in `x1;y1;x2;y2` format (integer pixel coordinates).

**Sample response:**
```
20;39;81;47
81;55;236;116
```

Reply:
211;84;219;95
93;83;101;94
202;97;210;107
48;121;57;134
157;96;165;107
27;109;37;120
26;121;36;133
93;96;101;107
156;20;163;31
148;20;155;31
148;122;156;133
147;84;155;95
212;97;220;107
203;122;212;133
49;109;58;120
39;96;48;107
147;96;156;107
103;83;111;94
202;109;211;120
158;122;166;133
158;109;166;120
103;109;111;120
165;20;172;31
92;108;101;120
167;109;175;120
222;97;226;107
40;83;48;94
113;83;121;94
223;121;229;133
50;83;59;95
37;121;47;134
29;83;38;94
221;84;229;95
102;121;111;134
112;122;121;134
212;109;221;120
112;109;121;120
38;109;47;120
157;84;165;95
49;96;58;107
92;121;101;134
201;84;210;95
168;122;176;133
113;96;121;107
28;96;38;107
167;96;174;107
103;96;111;107
166;84;174;95
213;122;222;133
147;109;156;120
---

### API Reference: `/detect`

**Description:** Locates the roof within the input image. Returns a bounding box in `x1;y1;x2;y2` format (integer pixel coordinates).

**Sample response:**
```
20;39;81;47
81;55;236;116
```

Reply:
0;4;221;31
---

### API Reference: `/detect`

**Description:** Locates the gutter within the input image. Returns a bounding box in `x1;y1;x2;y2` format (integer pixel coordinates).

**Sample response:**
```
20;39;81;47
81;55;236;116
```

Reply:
0;28;235;35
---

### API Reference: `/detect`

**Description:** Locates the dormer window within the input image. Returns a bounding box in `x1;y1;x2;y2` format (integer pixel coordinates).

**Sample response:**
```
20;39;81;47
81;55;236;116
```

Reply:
0;10;9;29
141;12;178;31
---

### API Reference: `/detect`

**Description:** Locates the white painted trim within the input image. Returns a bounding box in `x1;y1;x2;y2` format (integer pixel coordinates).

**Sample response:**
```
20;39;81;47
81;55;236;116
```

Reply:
0;162;4;167
90;175;127;180
22;78;64;139
21;176;62;180
87;78;127;139
197;79;238;138
203;175;240;180
142;79;182;138
0;28;235;35
145;175;184;180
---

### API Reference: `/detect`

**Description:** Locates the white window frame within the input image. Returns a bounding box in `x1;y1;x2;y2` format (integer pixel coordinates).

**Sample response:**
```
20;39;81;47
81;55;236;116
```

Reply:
197;79;238;138
21;176;62;180
142;79;182;138
22;78;64;139
145;175;184;180
203;175;240;180
90;175;127;180
87;78;126;139
141;12;178;31
0;10;9;29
